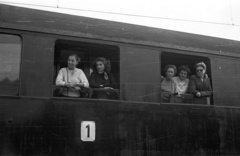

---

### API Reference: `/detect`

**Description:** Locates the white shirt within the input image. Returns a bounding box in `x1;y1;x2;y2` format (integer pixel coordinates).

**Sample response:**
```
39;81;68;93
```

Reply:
56;68;89;97
172;77;189;95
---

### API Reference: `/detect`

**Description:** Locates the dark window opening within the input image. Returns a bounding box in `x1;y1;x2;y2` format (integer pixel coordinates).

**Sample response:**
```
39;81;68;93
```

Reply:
0;34;21;96
161;52;213;105
53;40;120;99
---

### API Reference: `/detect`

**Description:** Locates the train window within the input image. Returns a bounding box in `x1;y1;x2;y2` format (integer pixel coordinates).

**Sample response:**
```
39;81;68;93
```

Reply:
53;40;120;99
161;52;213;105
120;46;161;103
0;34;21;96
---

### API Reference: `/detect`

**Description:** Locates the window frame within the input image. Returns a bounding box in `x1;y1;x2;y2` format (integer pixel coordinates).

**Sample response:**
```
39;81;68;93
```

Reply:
160;50;213;105
0;33;22;97
53;39;120;100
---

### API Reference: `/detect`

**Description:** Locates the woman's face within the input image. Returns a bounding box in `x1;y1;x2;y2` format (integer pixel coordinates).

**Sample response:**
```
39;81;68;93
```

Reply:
166;68;175;79
179;70;188;80
196;66;205;78
68;56;78;69
96;61;105;73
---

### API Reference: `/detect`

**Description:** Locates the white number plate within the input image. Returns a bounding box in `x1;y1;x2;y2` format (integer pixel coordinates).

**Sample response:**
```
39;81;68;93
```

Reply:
81;121;96;141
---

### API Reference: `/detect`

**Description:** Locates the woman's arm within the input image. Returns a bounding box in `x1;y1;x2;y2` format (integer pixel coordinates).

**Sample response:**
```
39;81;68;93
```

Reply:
55;68;66;86
188;75;198;95
199;78;212;97
79;70;89;88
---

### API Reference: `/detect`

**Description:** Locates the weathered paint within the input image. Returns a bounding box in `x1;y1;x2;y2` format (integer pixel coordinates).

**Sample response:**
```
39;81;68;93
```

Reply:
0;97;239;155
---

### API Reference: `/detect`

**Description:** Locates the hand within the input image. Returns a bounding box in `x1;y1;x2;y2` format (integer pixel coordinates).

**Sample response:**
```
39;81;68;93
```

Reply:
65;82;71;88
176;94;181;97
77;82;84;87
196;92;201;97
104;87;114;90
65;82;78;88
74;86;81;90
69;82;76;87
70;82;83;87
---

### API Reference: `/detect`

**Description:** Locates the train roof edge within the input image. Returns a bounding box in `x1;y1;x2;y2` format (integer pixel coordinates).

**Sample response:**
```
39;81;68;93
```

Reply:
0;3;240;56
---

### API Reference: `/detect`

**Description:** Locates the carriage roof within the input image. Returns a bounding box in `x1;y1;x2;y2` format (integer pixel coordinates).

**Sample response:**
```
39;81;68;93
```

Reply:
0;4;240;56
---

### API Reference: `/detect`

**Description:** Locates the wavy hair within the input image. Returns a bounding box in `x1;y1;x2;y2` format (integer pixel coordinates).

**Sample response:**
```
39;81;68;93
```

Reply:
178;65;191;76
93;57;111;73
164;65;177;76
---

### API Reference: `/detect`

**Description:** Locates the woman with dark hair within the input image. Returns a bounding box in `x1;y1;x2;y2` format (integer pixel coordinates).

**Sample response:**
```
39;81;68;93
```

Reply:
55;54;89;97
161;65;177;102
89;57;118;99
188;62;212;104
173;65;191;95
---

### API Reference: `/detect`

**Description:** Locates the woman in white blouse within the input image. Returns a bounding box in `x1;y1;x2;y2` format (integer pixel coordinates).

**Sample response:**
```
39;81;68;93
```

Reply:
56;54;89;97
173;65;191;96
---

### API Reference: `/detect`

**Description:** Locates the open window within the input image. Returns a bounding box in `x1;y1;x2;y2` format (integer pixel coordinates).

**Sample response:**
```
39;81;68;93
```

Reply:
161;52;213;105
53;40;120;99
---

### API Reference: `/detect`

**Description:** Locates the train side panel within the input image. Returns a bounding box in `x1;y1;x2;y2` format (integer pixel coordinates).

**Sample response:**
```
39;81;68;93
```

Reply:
0;98;238;155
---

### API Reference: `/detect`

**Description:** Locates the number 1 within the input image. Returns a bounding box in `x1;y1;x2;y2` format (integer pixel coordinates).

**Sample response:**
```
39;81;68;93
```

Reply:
86;124;90;138
81;121;95;141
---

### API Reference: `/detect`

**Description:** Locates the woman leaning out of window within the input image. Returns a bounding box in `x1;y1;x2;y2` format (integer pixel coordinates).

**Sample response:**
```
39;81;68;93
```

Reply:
173;65;190;96
161;65;177;102
89;57;118;99
188;62;212;104
55;54;89;97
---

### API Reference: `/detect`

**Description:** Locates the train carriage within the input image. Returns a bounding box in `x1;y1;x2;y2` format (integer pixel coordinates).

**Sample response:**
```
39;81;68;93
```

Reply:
1;4;240;155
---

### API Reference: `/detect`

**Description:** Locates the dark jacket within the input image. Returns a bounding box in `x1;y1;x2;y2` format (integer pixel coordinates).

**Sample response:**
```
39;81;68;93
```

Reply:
89;72;117;89
188;75;212;97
